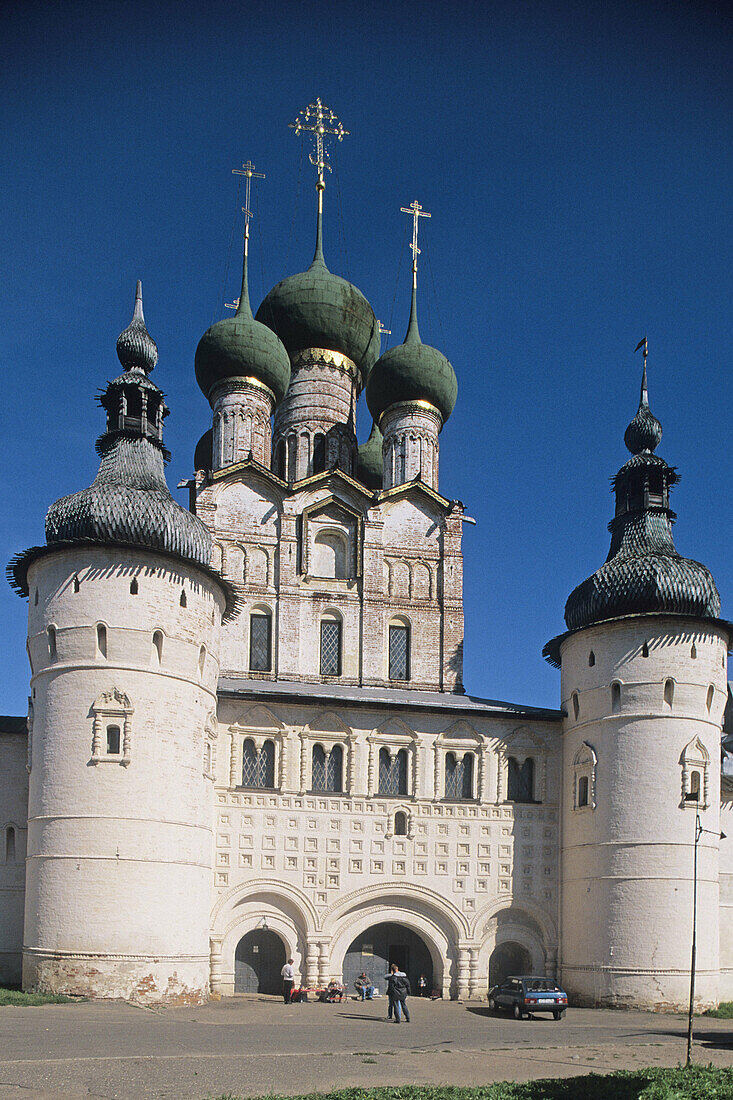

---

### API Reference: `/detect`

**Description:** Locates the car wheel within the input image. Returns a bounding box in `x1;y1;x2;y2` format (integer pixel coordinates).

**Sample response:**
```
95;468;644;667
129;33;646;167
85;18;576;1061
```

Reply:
488;996;496;1012
553;1009;566;1020
513;1003;522;1020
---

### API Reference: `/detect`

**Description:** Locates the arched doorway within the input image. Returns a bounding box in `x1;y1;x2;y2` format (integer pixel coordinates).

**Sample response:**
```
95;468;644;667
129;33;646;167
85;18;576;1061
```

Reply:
234;929;286;994
489;941;532;987
343;922;433;997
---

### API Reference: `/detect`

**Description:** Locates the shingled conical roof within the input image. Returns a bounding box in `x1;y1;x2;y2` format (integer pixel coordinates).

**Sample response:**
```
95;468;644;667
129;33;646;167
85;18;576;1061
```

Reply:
562;358;720;633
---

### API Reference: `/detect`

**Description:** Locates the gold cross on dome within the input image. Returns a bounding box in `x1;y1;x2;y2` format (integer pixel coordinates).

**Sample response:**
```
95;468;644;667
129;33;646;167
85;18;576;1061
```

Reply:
400;200;431;281
289;99;349;190
232;160;266;251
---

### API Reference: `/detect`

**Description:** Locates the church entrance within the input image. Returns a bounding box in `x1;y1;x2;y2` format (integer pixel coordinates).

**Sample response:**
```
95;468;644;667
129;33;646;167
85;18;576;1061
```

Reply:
342;922;433;997
489;941;532;987
234;928;286;994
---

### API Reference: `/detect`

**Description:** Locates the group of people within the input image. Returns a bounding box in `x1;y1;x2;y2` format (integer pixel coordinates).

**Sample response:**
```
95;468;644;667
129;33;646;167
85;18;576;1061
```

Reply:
281;957;428;1019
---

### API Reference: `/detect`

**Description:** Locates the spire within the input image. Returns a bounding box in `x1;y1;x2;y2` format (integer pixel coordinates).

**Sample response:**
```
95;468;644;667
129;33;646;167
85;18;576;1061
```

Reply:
400;200;431;345
116;281;158;374
289;99;348;270
231;160;266;319
624;337;663;454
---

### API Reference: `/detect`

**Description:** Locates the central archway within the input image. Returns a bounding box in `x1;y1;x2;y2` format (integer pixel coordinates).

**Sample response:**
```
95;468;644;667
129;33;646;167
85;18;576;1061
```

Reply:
234;929;286;994
489;941;531;987
342;922;433;997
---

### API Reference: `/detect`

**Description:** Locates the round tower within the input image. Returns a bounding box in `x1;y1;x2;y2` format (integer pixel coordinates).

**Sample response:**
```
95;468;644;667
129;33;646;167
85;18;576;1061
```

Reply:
256;102;380;482
366;203;457;492
544;348;730;1010
9;285;233;1003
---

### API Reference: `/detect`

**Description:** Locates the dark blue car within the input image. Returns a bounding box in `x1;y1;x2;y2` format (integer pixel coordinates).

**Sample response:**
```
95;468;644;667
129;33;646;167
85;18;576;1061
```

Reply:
488;975;568;1020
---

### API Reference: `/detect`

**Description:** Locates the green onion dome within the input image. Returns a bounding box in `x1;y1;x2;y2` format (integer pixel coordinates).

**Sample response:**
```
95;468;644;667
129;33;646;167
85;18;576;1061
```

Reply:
366;286;457;426
255;208;380;384
356;421;383;490
195;245;291;405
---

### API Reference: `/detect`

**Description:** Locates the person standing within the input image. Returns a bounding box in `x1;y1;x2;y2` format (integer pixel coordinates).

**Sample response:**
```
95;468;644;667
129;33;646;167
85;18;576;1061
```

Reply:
392;968;411;1022
281;958;295;1004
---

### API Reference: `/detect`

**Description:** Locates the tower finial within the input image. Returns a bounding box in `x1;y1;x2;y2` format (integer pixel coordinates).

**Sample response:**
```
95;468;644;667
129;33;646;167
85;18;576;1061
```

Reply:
624;336;662;454
116;281;158;373
289;99;348;265
231;160;266;318
400;200;431;344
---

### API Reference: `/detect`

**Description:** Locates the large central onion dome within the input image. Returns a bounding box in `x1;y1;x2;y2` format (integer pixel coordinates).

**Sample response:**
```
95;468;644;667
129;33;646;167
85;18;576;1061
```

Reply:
562;360;720;634
255;206;380;383
366;283;457;426
195;238;291;406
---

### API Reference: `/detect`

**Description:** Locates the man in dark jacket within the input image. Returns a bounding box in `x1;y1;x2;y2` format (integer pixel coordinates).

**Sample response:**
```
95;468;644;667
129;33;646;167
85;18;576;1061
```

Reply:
386;964;411;1022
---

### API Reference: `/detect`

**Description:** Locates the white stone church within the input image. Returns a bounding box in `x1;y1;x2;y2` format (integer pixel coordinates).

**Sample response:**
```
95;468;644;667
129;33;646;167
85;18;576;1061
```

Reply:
1;112;731;1010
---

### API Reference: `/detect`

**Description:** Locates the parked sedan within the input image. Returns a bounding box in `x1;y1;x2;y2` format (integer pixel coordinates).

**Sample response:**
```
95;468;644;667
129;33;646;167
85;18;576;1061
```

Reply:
488;976;568;1019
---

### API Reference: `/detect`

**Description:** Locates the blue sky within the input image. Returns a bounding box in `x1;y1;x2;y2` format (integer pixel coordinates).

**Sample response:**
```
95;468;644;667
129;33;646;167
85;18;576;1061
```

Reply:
1;0;730;714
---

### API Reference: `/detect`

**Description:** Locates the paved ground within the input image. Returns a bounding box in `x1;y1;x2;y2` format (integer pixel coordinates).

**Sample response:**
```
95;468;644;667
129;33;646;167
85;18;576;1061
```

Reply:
0;995;732;1099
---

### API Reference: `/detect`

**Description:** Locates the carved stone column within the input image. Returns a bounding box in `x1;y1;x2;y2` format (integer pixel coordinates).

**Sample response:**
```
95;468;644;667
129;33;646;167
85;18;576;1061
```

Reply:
456;945;471;1001
210;937;223;994
305;939;320;987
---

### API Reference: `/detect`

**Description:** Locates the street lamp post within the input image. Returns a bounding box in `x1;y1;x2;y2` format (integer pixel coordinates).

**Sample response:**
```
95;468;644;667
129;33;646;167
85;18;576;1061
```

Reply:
685;796;726;1067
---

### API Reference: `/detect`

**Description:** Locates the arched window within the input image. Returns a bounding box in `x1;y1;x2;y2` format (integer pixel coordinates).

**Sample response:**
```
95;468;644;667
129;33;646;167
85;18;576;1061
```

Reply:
242;738;276;789
578;774;589;807
313;531;348;579
588;651;595;667
242;739;258;787
259;739;275;788
249;610;273;672
34;589;39;605
106;725;121;755
690;770;701;800
275;439;286;480
445;752;474;800
507;756;534;803
389;620;410;681
664;678;675;709
47;625;57;660
313;433;326;474
327;744;343;792
96;623;107;660
73;576;80;593
394;811;407;836
611;682;621;712
152;630;163;665
572;692;580;720
378;747;408;796
691;643;697;659
312;744;326;790
198;645;206;678
706;685;715;714
642;642;649;658
5;826;16;863
130;577;139;595
320;615;342;676
180;589;187;607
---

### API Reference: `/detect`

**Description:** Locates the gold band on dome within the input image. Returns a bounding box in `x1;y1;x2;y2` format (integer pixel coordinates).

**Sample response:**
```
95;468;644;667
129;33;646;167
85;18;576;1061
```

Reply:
378;399;442;427
291;348;358;375
211;376;277;403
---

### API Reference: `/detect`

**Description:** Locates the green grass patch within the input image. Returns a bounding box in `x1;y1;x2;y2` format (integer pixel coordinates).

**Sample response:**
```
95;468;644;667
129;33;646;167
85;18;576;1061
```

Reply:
0;986;79;1006
208;1066;733;1100
705;1001;733;1019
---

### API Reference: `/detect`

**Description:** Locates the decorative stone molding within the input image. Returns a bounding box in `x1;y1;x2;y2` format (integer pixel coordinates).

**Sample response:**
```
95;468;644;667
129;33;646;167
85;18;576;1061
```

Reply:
572;741;597;811
90;689;134;767
680;736;710;809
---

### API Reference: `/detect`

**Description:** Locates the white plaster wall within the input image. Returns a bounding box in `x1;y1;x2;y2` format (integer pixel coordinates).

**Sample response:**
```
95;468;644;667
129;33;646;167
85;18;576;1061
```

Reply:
0;731;28;985
23;546;225;1002
559;617;729;1010
719;781;733;1000
209;697;561;999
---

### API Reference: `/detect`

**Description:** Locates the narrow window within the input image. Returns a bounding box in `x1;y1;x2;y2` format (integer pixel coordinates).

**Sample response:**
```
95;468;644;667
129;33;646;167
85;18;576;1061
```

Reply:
611;682;621;712
198;645;206;678
588;651;595;667
47;626;57;660
578;775;589;807
259;739;275;788
320;618;342;676
389;623;410;681
249;612;272;672
242;739;258;787
394;811;407;836
691;643;697;659
690;770;701;800
327;744;343;793
152;630;163;665
572;692;580;720
444;751;457;798
664;678;674;709
96;623;107;659
706;685;715;713
6;826;16;863
642;642;649;658
73;576;80;593
34;589;39;605
106;725;121;754
130;577;139;595
378;747;408;796
312;744;327;791
507;757;534;803
275;439;286;480
313;433;326;474
180;589;187;608
461;753;474;800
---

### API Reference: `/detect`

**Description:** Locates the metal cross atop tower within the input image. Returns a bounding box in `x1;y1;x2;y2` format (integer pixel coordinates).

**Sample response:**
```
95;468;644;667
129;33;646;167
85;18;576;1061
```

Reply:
232;160;266;257
635;335;648;362
401;200;431;286
289;99;349;193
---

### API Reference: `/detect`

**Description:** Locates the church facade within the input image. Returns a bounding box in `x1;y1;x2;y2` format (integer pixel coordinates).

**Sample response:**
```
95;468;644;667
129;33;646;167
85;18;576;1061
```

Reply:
1;117;731;1010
